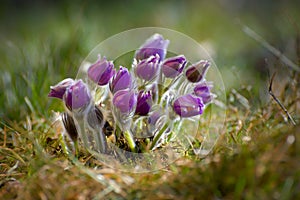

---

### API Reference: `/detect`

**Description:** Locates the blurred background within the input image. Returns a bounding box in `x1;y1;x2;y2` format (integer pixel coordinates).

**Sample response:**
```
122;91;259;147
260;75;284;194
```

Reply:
0;0;299;120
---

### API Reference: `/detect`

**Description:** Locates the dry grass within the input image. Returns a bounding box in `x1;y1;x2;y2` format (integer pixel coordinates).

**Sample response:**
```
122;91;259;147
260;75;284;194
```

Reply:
1;75;299;199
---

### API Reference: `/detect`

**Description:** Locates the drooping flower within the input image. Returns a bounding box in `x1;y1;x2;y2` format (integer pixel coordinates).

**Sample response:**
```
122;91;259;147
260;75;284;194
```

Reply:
113;89;137;115
185;60;210;83
48;78;74;99
110;66;133;94
162;55;187;78
135;34;169;62
64;80;91;111
173;94;204;118
135;54;160;81
87;55;115;86
193;82;213;104
135;90;153;116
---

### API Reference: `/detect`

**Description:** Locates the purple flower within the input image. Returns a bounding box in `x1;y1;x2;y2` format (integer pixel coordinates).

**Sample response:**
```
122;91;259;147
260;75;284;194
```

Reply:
147;108;167;134
113;89;137;114
87;55;115;86
194;82;213;104
135;34;169;62
48;78;74;99
148;110;161;126
110;66;133;94
162;55;187;78
173;94;204;118
185;60;210;83
135;54;160;81
64;80;91;111
135;90;153;116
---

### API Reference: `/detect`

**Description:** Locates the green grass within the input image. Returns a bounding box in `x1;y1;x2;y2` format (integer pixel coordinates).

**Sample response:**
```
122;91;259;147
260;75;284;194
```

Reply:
1;90;299;199
1;1;300;199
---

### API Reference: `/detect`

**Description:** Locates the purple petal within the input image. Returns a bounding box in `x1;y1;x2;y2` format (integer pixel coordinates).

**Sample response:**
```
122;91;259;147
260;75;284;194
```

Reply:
135;90;153;116
64;80;91;110
148;110;161;126
135;54;160;81
194;82;213;104
135;34;169;62
87;55;115;86
113;89;137;114
186;60;210;83
162;55;187;78
110;67;133;94
48;78;74;99
173;94;204;118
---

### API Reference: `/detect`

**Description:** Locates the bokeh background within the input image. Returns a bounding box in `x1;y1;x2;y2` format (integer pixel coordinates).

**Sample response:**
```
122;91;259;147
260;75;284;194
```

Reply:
0;0;299;119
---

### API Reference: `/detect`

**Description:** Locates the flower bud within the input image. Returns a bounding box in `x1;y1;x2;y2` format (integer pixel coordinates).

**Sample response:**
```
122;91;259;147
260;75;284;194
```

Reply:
193;82;213;104
135;90;153;116
173;94;204;118
113;89;137;114
185;60;210;83
110;66;133;94
135;54;160;81
61;112;78;142
148;110;162;127
64;80;91;111
147;107;167;136
162;55;187;78
87;55;115;86
48;78;74;99
135;34;169;62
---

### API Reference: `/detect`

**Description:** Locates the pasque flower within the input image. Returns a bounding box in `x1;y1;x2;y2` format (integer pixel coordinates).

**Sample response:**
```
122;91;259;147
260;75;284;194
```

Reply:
162;55;187;78
113;89;137;115
135;90;153;116
135;54;160;81
48;78;74;99
193;82;213;104
64;80;91;111
173;94;204;118
135;34;169;62
186;60;210;83
49;33;215;154
146;108;166;137
88;55;115;86
110;67;133;94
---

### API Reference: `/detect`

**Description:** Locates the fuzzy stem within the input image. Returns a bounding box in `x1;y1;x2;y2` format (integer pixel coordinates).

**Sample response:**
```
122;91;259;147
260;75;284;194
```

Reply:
163;74;184;93
91;127;107;153
59;134;70;155
76;117;89;149
124;130;136;152
150;123;169;150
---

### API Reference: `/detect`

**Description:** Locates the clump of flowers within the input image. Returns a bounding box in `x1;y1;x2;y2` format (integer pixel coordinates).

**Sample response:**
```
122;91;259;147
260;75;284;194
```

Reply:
49;34;214;154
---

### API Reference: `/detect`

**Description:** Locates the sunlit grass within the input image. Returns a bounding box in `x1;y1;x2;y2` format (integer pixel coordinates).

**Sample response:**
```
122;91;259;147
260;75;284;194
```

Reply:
1;83;299;199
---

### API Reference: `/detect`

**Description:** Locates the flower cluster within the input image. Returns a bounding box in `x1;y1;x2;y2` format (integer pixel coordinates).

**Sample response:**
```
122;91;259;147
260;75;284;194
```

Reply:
49;34;214;153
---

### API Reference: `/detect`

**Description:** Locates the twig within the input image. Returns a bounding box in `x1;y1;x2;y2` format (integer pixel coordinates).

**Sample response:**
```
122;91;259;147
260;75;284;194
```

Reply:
269;73;296;126
239;22;300;72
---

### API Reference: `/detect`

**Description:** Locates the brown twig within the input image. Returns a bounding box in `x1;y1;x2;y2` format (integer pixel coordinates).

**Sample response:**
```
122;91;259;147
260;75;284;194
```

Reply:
269;72;296;126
